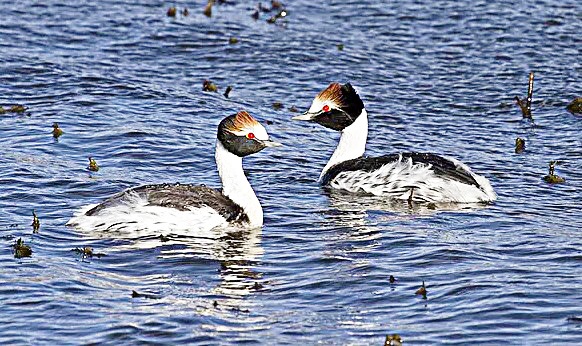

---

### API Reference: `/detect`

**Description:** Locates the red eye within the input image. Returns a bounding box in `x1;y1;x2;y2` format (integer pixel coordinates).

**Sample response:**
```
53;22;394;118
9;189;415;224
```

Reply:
322;105;330;112
247;132;255;139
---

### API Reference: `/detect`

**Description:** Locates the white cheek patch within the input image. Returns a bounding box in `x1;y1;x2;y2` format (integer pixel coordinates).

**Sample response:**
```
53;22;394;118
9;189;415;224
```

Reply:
309;97;338;114
228;123;270;141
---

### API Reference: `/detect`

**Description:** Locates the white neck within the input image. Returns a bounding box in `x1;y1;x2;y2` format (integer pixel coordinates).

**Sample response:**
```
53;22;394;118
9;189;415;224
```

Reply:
215;141;263;227
320;109;368;180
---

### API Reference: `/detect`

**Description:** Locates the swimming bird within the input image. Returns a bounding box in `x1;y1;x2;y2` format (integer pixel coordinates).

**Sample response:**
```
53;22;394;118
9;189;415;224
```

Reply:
293;83;496;203
67;111;281;234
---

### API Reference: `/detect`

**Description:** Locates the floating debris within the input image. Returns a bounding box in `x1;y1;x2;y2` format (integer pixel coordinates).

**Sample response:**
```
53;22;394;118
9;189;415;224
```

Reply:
182;8;189;16
515;137;525;153
514;72;534;118
167;6;177;17
415;281;427;299
13;238;32;259
223;85;233;98
385;334;402;346
52;122;63;139
288;105;299;113
72;247;106;258
32;210;40;232
131;290;160;299
0;104;29;114
542;160;565;184
88;157;99;172
389;275;396;283
267;9;288;24
203;0;213;17
566;97;582;114
202;79;218;92
337;43;344;51
272;102;284;110
228;37;239;44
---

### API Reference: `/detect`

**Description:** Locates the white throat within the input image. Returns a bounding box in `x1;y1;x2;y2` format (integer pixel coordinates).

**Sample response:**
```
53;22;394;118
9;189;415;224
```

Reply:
320;109;368;180
215;141;263;227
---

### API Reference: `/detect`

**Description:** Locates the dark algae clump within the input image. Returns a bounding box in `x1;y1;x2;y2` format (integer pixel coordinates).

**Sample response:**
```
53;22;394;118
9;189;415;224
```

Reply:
543;161;565;184
13;238;32;258
566;97;582;114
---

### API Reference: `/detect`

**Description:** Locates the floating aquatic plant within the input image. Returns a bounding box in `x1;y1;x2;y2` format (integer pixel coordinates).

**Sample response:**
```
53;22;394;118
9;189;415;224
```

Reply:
514;72;534;118
88;157;99;172
202;79;218;92
415;281;427;299
52;122;63;139
72;247;106;258
566;97;582;114
32;210;40;232
223;85;232;98
203;0;213;17
515;137;525;153
543;160;565;184
131;290;160;299
13;238;32;259
385;334;402;346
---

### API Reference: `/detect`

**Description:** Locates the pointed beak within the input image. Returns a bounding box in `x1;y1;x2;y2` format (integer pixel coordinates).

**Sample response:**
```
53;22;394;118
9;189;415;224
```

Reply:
291;111;317;121
262;139;282;147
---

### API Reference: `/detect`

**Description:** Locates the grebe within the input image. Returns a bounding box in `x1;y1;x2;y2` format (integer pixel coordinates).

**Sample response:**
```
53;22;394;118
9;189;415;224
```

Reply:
293;83;496;203
67;111;281;234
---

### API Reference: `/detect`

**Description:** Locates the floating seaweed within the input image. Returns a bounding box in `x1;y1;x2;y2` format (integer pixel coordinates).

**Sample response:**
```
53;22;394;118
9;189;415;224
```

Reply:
514;72;534;118
203;0;213;17
415;281;427;299
167;6;177;17
223;85;233;98
52;122;63;139
131;290;160;299
88;157;99;172
32;210;40;232
72;246;106;258
1;104;29;114
566;97;582;114
515;137;525;153
203;79;218;92
13;238;32;259
542;160;565;184
385;334;402;346
267;9;288;24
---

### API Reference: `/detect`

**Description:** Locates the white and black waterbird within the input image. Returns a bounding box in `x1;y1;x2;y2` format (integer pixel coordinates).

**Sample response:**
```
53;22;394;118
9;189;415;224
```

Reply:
293;83;496;203
68;111;281;234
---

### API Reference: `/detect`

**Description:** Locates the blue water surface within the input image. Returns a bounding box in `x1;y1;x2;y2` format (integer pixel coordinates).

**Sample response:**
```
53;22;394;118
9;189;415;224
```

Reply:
1;0;581;344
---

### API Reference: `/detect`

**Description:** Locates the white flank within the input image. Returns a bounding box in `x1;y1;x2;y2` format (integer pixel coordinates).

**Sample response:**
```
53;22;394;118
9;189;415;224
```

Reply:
66;191;229;237
329;154;497;203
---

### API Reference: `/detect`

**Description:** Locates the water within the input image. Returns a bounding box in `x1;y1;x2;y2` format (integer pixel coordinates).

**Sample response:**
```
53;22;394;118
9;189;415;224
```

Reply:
1;0;581;344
